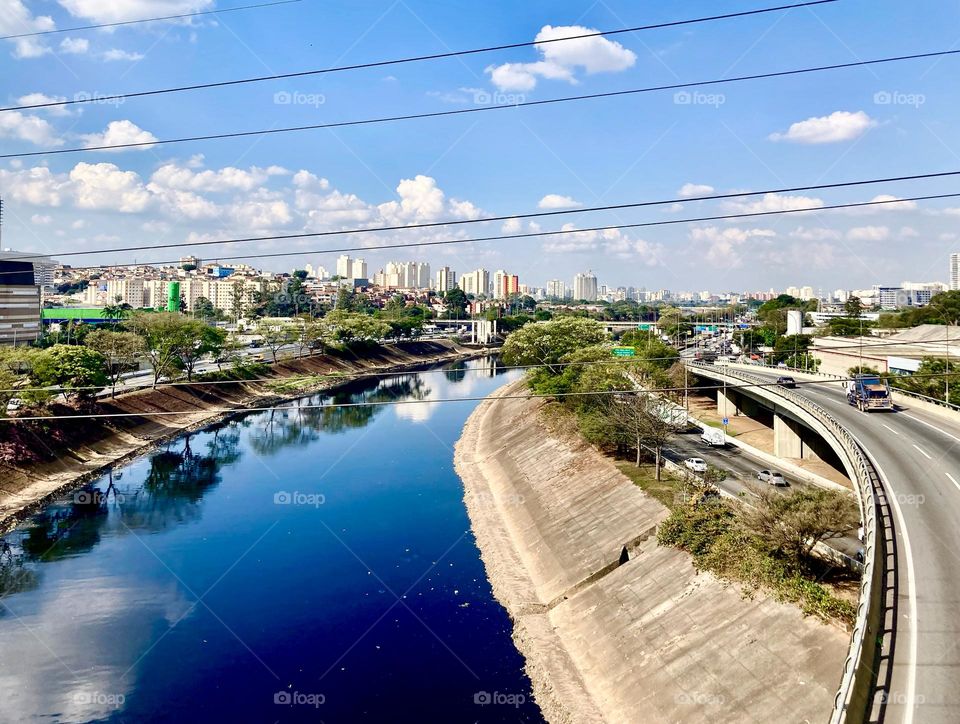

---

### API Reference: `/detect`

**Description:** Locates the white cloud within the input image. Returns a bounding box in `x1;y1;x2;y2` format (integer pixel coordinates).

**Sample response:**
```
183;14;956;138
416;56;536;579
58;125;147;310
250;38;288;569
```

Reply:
0;111;63;146
378;175;447;223
59;37;89;54
846;225;889;241
501;217;522;233
0;166;67;206
80;120;158;151
690;226;776;268
101;49;146;62
769;111;877;144
867;194;917;211
542;223;601;253
71;219;86;229
486;25;635;91
789;226;841;241
69;162;152;212
538;194;581;209
2;2;54;57
57;0;213;24
678;183;714;198
603;230;663;264
16;92;73;116
30;214;52;225
944;208;960;217
899;226;919;238
150;161;286;193
725;193;823;214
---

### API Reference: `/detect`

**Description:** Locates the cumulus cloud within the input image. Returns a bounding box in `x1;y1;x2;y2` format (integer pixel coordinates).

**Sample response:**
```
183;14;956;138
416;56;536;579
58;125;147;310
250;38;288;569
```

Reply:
541;223;601;253
486;25;635;91
678;183;714;198
789;226;841;241
101;49;146;62
0;111;63;146
2;1;54;58
378;175;447;223
59;37;89;54
70;162;153;213
846;225;889;241
80;120;158;151
57;0;213;24
725;193;823;214
30;214;52;225
769;111;877;144
690;226;776;268
0;166;67;206
16;92;73;116
867;194;918;211
538;194;581;209
150;161;287;193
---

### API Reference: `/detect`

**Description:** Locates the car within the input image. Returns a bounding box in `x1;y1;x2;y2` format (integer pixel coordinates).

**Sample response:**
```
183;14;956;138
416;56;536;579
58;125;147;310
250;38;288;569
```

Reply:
776;376;797;388
757;470;788;486
684;457;708;473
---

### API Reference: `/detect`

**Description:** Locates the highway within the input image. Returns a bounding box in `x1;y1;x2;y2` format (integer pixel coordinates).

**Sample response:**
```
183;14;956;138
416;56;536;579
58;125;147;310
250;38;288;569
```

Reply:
733;366;960;723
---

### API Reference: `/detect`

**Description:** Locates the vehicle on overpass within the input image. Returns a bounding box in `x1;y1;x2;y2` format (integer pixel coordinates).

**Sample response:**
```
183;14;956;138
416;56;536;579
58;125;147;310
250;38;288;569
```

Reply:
846;373;893;411
683;457;707;473
776;375;797;388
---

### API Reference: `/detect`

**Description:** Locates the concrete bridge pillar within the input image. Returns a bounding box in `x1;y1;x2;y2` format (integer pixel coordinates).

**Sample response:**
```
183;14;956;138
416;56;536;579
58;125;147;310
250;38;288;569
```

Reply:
717;388;739;419
774;413;818;460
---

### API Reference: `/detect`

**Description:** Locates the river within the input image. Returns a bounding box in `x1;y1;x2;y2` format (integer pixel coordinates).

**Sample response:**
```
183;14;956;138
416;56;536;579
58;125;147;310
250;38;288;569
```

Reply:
0;357;544;723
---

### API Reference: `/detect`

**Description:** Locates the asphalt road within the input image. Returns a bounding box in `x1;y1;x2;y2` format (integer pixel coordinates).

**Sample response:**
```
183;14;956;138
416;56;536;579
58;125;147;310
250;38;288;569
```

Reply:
741;366;960;723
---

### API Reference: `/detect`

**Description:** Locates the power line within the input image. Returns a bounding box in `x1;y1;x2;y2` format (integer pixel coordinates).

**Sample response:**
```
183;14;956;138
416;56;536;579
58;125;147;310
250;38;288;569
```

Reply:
7;48;959;159
1;1;837;113
0;373;901;423
52;192;960;275
8;172;960;266
0;0;303;41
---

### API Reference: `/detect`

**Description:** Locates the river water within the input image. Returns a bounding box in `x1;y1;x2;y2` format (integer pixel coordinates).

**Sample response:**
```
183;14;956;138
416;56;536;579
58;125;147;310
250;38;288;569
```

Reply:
0;357;544;723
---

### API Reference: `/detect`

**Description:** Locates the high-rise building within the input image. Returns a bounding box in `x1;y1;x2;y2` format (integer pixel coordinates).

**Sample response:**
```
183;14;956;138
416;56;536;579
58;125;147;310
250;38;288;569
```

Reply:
573;271;598;302
460;268;490;297
0;251;43;345
951;253;960;290
435;266;457;292
546;279;564;299
336;255;352;279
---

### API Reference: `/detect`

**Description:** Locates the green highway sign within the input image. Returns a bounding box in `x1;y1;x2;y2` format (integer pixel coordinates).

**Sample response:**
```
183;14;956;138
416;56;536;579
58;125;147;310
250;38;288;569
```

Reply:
612;347;636;357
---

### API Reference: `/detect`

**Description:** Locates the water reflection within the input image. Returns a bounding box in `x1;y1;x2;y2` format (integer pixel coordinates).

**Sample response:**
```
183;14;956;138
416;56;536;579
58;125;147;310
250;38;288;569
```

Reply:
0;357;537;724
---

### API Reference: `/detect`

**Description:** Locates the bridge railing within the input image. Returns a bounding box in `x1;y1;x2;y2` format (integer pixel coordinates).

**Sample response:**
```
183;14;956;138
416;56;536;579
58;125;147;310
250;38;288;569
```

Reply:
688;362;882;724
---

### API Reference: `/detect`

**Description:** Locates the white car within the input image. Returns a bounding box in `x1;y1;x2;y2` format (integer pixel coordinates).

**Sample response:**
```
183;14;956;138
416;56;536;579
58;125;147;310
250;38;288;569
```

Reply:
757;470;788;486
684;457;708;473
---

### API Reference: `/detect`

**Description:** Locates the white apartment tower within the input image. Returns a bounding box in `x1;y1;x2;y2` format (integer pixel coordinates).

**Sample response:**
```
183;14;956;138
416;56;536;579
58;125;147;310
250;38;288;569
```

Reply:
573;271;598;302
435;266;457;292
951;253;960;291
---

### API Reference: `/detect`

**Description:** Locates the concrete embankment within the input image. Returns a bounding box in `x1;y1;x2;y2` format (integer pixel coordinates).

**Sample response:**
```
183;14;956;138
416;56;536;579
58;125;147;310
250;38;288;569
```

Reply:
0;340;483;530
454;379;848;724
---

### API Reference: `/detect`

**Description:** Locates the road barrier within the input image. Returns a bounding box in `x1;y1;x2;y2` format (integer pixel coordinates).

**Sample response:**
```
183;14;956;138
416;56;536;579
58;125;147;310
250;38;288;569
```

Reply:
688;363;886;724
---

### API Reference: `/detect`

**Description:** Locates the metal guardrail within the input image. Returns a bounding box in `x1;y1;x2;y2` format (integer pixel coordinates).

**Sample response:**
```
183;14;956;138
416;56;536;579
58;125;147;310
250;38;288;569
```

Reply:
890;386;960;412
688;362;882;724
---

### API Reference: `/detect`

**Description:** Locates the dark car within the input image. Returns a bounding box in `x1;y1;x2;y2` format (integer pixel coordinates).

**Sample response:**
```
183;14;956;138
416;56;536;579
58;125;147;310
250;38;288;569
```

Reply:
777;376;797;388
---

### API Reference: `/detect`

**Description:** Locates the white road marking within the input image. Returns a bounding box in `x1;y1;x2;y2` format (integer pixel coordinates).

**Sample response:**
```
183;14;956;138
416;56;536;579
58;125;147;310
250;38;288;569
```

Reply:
882;424;900;435
946;473;960;494
912;444;932;460
902;413;960;445
868;455;918;724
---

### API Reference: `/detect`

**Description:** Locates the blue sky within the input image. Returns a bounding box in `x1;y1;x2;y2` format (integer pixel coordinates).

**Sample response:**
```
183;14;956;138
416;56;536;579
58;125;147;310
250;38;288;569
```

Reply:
1;0;959;293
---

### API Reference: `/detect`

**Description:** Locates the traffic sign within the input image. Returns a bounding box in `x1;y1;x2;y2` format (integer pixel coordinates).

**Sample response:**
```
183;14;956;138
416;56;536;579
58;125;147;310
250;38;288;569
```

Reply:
612;347;636;357
722;417;729;426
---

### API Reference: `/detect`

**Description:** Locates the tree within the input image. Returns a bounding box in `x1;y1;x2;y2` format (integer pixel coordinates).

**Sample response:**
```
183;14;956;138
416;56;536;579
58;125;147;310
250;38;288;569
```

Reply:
84;329;145;397
30;345;108;402
843;295;863;318
193;296;216;322
607;392;679;477
255;320;298;362
443;288;469;319
0;366;18;418
128;311;197;387
230;282;246;322
741;486;859;571
501;317;608;373
178;323;227;380
101;295;132;330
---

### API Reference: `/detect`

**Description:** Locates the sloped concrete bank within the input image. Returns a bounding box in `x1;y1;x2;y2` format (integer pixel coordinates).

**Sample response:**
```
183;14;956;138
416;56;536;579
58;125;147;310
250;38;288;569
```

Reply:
454;379;848;724
0;340;485;531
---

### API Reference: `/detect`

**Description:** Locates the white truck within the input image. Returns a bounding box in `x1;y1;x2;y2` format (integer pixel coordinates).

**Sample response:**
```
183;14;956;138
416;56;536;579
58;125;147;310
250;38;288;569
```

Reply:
700;427;727;447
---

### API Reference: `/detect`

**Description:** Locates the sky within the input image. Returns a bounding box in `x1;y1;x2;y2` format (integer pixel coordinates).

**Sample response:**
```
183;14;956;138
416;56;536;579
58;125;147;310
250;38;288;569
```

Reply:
1;0;959;294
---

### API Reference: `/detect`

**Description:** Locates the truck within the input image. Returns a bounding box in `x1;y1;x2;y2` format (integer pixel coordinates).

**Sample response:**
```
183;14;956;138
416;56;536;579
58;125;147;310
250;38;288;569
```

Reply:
700;427;727;447
846;374;893;412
